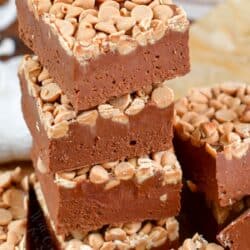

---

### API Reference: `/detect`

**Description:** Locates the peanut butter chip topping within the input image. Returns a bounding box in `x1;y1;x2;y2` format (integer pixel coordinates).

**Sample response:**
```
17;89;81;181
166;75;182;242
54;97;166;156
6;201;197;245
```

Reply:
51;147;182;188
28;0;188;64
0;167;28;249
179;234;223;250
175;83;250;159
21;55;174;139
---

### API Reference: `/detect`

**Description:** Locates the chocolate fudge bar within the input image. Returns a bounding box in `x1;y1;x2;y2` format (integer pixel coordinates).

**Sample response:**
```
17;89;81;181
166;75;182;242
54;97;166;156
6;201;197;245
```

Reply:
16;0;190;111
217;209;250;250
34;180;179;250
32;146;182;235
0;166;29;249
174;82;250;207
20;55;174;173
179;234;223;250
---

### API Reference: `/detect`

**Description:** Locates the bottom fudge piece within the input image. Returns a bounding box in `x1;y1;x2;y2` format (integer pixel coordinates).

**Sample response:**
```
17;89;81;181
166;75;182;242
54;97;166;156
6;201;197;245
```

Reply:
32;147;182;235
174;83;250;207
179;234;223;250
217;209;250;250
34;182;180;250
0;166;30;249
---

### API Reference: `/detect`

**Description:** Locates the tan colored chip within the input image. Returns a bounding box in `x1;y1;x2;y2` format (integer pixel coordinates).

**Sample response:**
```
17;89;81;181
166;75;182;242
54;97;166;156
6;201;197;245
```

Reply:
152;86;174;108
40;82;62;102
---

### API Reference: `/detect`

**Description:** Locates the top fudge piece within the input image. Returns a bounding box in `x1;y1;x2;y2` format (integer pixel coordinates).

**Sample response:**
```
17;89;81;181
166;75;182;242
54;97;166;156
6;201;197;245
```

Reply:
174;82;250;207
16;0;190;111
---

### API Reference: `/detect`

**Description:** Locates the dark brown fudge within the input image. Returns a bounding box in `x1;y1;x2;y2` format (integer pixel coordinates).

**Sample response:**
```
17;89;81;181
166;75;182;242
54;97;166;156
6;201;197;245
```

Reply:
0;166;30;249
174;83;250;207
16;0;190;112
217;209;250;250
20;55;174;173
32;146;182;235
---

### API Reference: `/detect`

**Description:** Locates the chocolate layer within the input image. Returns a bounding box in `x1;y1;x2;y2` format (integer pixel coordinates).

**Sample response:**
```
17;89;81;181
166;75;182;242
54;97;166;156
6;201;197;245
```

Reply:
32;146;182;235
16;0;190;112
20;58;174;173
34;177;180;250
217;209;250;250
174;134;250;207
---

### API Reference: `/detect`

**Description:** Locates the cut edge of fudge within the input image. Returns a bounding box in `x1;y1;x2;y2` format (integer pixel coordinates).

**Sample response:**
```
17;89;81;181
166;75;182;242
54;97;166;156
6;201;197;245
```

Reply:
217;208;250;250
32;147;182;234
174;82;250;207
0;166;30;249
33;180;180;250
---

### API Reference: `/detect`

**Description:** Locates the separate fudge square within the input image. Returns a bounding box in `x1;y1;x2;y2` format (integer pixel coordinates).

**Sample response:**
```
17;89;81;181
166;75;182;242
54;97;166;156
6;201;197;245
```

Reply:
0;166;30;249
179;233;223;250
217;209;250;250
20;55;175;173
34;181;180;250
174;82;250;207
16;0;190;112
32;147;182;235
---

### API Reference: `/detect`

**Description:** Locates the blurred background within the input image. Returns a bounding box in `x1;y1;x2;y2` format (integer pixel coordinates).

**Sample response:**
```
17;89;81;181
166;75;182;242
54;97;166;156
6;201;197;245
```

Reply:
0;0;250;163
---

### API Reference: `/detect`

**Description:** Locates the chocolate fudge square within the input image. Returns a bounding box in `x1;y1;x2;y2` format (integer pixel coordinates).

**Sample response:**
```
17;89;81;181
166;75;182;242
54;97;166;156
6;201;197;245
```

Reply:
19;55;174;173
16;0;190;111
32;146;182;235
174;82;250;207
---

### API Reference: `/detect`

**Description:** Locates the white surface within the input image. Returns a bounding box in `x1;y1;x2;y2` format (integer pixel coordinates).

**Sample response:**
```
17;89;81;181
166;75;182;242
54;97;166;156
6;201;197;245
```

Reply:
0;57;32;163
0;38;16;57
0;0;16;31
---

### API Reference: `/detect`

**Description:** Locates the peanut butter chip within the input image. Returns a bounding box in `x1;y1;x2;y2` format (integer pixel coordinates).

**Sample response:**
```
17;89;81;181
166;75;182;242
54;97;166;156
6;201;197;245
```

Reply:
55;19;75;37
40;83;62;102
215;109;237;122
0;209;12;226
153;5;173;23
114;162;135;180
0;172;11;188
89;166;109;184
152;86;174;108
77;110;98;127
131;5;153;23
98;6;120;21
149;227;168;248
37;157;48;174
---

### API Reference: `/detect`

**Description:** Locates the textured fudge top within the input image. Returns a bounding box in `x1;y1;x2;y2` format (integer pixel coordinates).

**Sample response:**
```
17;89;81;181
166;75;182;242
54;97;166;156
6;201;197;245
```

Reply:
179;233;223;250
37;148;182;189
20;55;174;139
34;181;179;250
175;82;250;160
27;0;188;65
0;167;29;249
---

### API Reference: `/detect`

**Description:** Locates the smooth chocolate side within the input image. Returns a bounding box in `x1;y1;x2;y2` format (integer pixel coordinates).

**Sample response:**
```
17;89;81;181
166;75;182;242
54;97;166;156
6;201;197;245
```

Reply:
32;148;182;235
174;133;250;207
16;0;190;112
217;209;250;250
20;65;174;173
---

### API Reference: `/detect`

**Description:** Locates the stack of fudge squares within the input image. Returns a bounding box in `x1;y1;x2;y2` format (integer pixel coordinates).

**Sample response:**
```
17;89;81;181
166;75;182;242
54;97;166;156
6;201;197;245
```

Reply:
16;0;190;249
